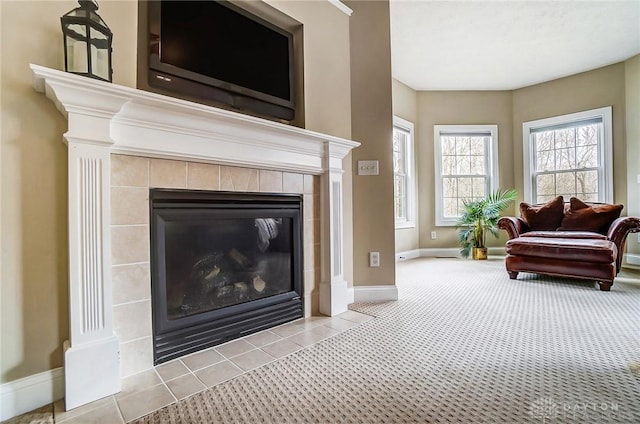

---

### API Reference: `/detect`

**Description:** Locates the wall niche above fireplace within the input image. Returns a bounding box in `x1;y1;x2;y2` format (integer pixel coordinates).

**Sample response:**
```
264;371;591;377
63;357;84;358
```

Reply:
150;189;304;364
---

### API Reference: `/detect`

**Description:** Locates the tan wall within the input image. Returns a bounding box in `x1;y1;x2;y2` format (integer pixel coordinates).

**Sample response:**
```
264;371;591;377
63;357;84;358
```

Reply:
416;91;514;249
625;55;640;256
2;0;73;384
392;79;419;253
412;63;633;254
0;0;138;385
267;0;352;140
346;0;396;286
393;79;418;124
512;63;627;208
1;0;352;384
266;0;354;286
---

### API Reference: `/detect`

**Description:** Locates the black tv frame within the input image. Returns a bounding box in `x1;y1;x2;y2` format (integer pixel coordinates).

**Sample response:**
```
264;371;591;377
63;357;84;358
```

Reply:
137;0;304;125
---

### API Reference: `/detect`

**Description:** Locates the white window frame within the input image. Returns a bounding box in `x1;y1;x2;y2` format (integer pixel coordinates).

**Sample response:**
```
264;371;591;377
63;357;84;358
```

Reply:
393;116;416;229
433;124;499;226
522;106;613;204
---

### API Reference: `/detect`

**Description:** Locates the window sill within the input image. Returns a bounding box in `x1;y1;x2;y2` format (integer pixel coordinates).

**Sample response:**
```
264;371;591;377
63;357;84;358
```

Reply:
395;221;416;230
434;219;458;227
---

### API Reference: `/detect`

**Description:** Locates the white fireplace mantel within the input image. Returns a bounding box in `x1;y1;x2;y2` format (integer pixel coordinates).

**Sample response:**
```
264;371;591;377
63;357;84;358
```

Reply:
31;65;358;174
31;64;359;410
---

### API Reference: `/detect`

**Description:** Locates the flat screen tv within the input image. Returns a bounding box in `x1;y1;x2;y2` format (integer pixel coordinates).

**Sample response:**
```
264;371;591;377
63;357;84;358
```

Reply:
143;0;298;122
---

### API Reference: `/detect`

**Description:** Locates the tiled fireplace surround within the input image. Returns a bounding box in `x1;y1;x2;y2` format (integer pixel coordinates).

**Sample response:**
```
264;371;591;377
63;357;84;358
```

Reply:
31;65;359;410
110;157;320;376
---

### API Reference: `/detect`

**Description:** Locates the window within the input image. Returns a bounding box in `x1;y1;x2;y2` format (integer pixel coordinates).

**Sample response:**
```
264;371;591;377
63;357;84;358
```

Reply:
393;116;416;228
434;125;499;226
522;107;612;204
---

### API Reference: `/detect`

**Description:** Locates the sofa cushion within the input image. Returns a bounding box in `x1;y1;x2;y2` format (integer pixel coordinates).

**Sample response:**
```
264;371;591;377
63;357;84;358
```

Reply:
519;196;565;231
506;237;617;264
558;198;623;234
521;231;607;240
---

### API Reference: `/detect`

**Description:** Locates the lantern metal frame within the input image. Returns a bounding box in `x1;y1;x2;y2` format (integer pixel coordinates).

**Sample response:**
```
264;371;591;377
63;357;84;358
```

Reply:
61;0;113;82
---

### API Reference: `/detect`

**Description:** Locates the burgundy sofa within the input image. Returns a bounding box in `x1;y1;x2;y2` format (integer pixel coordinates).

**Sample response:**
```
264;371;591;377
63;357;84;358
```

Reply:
498;196;640;291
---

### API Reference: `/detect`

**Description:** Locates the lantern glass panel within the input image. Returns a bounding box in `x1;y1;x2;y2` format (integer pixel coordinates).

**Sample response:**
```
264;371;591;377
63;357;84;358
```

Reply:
90;27;109;80
66;33;88;73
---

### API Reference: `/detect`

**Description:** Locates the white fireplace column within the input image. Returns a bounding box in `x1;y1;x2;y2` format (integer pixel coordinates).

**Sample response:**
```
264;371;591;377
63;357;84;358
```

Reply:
37;76;132;409
319;143;352;316
63;140;120;410
31;64;359;409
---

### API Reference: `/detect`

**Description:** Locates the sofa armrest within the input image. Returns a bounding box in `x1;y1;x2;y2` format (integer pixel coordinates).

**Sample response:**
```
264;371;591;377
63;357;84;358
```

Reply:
498;217;529;240
607;216;640;272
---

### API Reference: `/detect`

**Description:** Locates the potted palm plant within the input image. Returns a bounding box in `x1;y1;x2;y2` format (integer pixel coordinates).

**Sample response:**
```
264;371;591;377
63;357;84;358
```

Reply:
456;189;517;259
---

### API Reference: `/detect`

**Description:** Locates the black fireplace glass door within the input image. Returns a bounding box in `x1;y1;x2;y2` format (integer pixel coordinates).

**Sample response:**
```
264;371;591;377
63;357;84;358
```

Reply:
164;216;293;319
150;190;304;364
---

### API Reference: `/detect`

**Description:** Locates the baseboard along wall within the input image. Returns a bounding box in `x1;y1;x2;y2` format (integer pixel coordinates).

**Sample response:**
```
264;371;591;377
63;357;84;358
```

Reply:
0;367;64;421
624;253;640;267
353;285;399;302
397;247;506;262
399;249;640;271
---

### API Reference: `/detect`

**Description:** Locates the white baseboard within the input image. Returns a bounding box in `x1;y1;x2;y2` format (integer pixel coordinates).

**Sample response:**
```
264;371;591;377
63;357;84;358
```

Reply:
400;247;638;270
624;253;640;267
346;286;355;304
396;249;421;261
353;285;398;302
398;247;507;260
0;367;64;421
418;248;459;258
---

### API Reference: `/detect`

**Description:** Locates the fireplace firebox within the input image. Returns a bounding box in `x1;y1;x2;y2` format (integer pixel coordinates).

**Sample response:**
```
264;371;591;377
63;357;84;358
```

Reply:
150;189;304;364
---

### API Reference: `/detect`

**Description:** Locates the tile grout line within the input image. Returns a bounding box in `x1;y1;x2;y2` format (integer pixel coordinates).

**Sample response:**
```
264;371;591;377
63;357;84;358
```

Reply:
113;298;150;307
112;261;150;268
182;359;210;394
119;368;179;424
112;395;126;424
152;366;179;406
118;335;151;345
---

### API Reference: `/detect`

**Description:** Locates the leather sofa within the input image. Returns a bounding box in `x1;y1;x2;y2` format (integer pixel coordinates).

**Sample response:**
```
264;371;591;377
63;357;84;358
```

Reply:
498;196;640;291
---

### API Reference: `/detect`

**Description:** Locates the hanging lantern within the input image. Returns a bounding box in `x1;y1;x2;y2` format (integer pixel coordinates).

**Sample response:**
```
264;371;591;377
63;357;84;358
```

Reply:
61;0;113;82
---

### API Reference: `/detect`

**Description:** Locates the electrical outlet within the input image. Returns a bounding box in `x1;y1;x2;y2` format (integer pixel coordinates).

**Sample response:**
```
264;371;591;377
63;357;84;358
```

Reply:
369;251;380;267
431;231;437;240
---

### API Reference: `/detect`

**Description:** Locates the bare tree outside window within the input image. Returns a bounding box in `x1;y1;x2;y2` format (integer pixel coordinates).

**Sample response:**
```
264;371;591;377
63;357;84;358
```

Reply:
533;123;599;203
393;117;415;228
434;125;498;226
393;129;408;220
523;107;612;205
441;134;489;217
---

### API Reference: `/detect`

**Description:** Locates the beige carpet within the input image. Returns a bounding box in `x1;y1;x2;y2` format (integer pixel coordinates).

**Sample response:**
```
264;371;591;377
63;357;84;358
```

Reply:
128;258;640;423
2;405;54;424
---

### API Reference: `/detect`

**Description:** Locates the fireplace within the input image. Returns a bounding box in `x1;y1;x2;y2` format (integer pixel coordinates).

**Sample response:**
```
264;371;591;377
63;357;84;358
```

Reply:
151;190;304;364
31;64;359;410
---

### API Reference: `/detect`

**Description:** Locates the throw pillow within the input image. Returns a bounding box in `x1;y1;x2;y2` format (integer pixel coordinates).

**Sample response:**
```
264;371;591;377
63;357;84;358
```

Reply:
519;195;565;231
558;197;623;234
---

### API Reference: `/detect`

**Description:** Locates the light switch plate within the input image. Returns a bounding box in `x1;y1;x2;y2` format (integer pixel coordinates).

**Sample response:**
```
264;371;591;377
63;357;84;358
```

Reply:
358;160;379;176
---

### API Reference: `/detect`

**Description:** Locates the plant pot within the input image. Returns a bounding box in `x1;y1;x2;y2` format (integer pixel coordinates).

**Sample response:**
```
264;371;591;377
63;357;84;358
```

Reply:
472;247;488;260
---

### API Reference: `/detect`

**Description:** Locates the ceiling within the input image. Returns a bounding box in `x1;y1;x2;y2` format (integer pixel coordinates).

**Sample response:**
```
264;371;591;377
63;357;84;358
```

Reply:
390;0;640;91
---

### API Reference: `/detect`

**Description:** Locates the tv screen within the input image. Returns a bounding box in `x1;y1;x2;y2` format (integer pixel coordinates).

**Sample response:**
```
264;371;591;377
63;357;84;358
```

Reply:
147;0;296;121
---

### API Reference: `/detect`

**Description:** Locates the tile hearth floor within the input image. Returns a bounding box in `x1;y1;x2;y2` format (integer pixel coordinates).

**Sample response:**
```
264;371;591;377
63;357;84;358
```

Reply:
52;310;373;423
